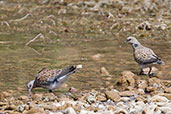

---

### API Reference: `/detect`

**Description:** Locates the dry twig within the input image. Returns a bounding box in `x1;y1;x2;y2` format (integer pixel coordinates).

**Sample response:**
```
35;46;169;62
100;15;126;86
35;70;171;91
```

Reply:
25;33;45;46
13;13;30;22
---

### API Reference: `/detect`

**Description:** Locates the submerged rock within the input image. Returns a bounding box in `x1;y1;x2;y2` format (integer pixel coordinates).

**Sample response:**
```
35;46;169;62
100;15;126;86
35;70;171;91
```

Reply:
100;67;110;76
92;54;103;60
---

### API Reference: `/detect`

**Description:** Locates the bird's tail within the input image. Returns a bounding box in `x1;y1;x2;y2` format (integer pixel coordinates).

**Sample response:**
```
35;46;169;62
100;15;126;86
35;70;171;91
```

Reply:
57;65;82;80
62;64;82;75
157;59;165;65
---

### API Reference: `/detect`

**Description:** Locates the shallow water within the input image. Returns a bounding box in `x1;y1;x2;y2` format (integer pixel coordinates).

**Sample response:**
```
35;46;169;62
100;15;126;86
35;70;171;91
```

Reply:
0;0;171;95
0;33;171;95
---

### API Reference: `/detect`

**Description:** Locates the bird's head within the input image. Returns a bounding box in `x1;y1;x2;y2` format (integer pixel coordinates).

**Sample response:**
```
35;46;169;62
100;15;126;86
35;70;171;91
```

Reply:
125;36;140;45
27;80;35;98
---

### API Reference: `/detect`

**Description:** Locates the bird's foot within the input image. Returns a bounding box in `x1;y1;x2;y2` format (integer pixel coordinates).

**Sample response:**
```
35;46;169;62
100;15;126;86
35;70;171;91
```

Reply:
139;71;145;75
148;73;154;78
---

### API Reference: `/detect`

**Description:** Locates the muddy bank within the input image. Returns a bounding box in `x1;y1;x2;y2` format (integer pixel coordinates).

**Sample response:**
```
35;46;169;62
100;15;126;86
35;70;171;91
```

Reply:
0;71;170;114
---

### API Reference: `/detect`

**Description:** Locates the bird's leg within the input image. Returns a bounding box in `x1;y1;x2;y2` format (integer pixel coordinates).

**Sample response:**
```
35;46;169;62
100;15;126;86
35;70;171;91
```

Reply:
49;89;60;98
148;67;153;77
28;89;32;99
139;68;144;75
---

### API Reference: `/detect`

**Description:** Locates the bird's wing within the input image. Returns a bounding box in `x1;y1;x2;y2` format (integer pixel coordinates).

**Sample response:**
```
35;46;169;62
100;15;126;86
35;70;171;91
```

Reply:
134;47;158;64
35;66;76;85
36;68;62;84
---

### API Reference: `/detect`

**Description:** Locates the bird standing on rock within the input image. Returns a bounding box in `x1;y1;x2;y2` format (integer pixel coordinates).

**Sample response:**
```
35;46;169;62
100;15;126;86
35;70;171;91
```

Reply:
125;36;165;77
27;65;82;98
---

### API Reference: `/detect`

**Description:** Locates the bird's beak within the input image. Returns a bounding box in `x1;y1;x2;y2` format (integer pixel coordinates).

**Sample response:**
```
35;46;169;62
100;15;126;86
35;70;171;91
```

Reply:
124;40;128;43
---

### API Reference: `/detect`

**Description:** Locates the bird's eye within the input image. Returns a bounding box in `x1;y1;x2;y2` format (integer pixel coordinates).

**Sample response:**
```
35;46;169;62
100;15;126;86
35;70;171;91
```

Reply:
29;85;32;88
127;39;131;41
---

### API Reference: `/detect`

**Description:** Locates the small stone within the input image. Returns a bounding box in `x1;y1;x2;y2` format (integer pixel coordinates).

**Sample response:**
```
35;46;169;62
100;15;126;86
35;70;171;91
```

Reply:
5;104;17;110
69;87;78;94
105;91;120;102
117;71;135;87
87;105;95;111
17;104;25;112
114;109;127;114
18;96;28;101
64;107;76;114
0;102;8;106
158;93;171;100
32;93;43;99
164;87;171;93
148;78;163;88
72;104;81;112
137;80;148;90
150;95;169;103
100;67;110;76
87;95;96;104
137;88;145;95
27;107;46;114
92;54;103;60
0;92;11;99
157;107;171;114
119;91;135;97
96;94;107;102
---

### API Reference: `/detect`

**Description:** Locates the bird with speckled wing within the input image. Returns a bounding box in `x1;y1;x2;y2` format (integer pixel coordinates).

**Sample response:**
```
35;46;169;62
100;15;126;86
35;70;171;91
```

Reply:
125;36;165;77
27;65;82;98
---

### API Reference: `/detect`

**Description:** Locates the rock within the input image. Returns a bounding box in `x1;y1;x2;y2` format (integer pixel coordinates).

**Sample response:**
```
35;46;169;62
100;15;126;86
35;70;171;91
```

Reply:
0;102;8;106
92;54;103;60
42;104;58;111
137;21;152;30
117;71;135;87
17;104;26;112
162;80;171;87
120;97;130;102
69;87;78;94
137;88;145;95
119;91;136;97
164;87;171;93
4;104;17;110
32;93;43;100
142;107;154;114
87;95;96;104
137;80;148;90
18;95;28;101
148;78;163;88
100;67;110;76
0;92;11;100
157;107;171;114
87;105;96;111
72;104;81;112
114;109;128;114
150;95;169;103
64;107;76;114
96;94;107;102
105;91;120;102
158;93;171;100
27;107;46;114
